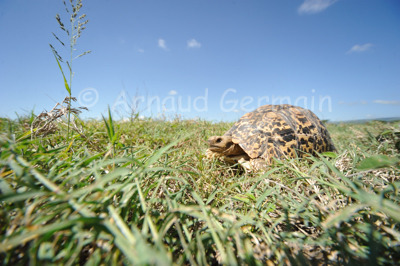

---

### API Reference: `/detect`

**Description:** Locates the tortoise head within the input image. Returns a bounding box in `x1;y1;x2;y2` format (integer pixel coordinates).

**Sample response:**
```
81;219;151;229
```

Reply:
207;136;245;156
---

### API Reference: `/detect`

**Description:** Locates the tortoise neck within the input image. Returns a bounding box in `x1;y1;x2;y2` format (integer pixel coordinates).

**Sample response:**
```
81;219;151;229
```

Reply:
226;143;246;156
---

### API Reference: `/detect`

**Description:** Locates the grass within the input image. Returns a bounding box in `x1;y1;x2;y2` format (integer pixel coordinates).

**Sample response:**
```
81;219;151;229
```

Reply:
49;0;90;141
2;0;399;264
0;116;399;265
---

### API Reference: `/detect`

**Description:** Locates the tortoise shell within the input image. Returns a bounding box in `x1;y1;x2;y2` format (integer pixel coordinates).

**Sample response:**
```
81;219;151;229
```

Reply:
223;104;336;163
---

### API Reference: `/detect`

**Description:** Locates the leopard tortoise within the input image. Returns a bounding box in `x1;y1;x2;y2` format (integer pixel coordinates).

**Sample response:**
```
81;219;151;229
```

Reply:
206;104;336;170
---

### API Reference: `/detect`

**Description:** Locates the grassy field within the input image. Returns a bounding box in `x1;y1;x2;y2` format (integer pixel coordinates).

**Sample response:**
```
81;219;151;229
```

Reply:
0;111;399;265
2;1;399;264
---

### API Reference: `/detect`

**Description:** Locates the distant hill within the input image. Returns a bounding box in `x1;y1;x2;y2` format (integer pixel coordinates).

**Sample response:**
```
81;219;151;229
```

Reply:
331;117;400;124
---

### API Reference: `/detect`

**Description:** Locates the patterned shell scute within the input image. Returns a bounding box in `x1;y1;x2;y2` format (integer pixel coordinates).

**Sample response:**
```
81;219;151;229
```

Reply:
224;104;335;162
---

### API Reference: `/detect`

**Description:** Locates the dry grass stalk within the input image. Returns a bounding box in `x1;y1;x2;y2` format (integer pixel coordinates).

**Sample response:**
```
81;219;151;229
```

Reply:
31;97;87;138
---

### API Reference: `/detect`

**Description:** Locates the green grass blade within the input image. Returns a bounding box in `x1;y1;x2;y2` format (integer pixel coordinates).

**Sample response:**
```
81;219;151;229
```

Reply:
51;48;71;95
0;218;100;252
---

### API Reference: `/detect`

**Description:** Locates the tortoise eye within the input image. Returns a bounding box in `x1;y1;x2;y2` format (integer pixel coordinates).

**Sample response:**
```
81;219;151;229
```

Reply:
216;138;222;143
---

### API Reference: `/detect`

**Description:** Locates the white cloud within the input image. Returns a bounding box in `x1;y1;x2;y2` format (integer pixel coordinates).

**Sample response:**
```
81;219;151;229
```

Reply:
298;0;338;14
169;90;178;95
137;49;145;53
374;100;400;105
187;39;202;48
347;43;373;54
158;38;168;50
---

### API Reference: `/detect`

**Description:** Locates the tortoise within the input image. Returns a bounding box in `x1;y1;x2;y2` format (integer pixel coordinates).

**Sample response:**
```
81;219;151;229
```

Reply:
206;104;336;170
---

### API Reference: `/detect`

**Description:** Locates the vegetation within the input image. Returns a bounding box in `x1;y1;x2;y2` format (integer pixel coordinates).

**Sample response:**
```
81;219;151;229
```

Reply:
1;1;399;264
0;116;399;265
49;0;90;141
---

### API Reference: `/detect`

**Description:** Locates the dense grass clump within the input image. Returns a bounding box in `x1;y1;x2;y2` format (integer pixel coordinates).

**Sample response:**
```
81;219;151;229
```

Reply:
0;116;400;265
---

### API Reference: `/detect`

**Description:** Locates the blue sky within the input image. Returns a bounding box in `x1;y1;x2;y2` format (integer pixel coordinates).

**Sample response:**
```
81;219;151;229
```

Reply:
0;0;399;122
